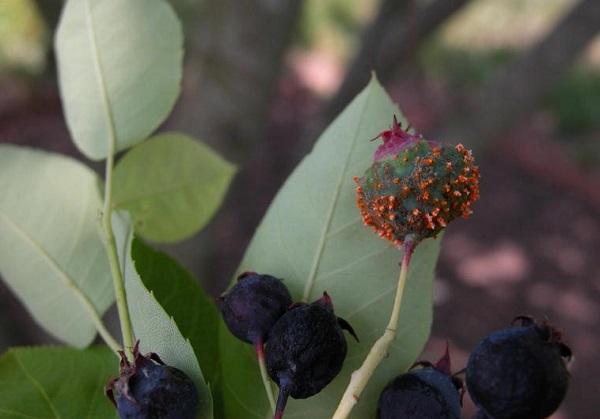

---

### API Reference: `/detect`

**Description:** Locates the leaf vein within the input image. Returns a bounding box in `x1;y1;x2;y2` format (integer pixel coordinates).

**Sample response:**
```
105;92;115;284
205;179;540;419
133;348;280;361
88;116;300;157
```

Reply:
316;246;390;283
325;217;361;239
13;353;61;419
223;379;264;419
301;86;375;301
0;211;105;345
83;0;119;154
0;407;43;419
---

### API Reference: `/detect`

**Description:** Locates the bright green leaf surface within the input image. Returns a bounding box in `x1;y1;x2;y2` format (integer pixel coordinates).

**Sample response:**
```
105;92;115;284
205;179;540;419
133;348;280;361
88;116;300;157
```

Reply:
112;132;235;243
219;78;442;418
130;238;220;385
0;346;117;418
55;0;183;160
113;212;213;419
0;145;113;348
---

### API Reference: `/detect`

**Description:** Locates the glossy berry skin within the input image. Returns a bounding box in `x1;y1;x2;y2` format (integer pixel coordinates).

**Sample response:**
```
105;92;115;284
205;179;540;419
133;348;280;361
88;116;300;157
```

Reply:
377;367;461;419
106;343;198;419
266;293;358;418
466;317;571;419
219;272;292;345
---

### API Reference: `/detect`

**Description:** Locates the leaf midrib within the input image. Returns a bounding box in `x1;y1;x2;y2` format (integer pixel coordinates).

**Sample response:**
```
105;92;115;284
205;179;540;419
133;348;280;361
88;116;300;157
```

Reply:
83;0;119;155
301;86;375;301
112;178;207;208
13;353;61;419
0;211;98;338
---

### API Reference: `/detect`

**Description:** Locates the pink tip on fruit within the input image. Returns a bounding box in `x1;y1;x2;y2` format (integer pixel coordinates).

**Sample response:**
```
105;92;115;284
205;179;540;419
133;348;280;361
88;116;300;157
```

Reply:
372;116;421;161
317;291;333;308
435;341;452;376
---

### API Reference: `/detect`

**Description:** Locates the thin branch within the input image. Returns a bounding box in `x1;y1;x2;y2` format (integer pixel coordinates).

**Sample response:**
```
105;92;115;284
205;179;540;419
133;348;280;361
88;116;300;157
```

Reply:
326;0;471;122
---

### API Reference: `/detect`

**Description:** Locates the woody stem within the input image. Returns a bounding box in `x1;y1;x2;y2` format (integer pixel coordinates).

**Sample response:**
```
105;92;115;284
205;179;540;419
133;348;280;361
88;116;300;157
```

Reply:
331;239;415;419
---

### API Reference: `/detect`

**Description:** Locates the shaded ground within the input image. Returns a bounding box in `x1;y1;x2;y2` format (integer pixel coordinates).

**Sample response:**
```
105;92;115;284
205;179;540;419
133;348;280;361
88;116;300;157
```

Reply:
0;71;598;418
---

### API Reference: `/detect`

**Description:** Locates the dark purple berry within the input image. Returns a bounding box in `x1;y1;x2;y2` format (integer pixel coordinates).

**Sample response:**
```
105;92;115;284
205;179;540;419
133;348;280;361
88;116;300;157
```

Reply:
266;292;358;419
466;316;572;419
105;342;198;419
473;410;493;419
219;272;292;346
377;346;464;419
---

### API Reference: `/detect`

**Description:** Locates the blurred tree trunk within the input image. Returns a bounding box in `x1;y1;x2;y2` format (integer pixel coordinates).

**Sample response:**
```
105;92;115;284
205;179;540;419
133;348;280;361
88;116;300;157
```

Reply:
325;0;471;123
34;0;64;79
36;0;63;31
174;0;303;158
430;0;600;149
165;0;304;294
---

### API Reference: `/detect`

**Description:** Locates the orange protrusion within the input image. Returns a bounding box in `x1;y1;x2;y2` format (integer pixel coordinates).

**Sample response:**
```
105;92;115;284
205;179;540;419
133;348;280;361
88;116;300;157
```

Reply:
424;214;435;230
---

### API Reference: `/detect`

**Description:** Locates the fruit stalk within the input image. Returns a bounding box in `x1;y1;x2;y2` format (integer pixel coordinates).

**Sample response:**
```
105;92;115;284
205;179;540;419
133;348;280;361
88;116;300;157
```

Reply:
256;340;277;413
101;134;135;360
273;386;289;419
331;239;415;419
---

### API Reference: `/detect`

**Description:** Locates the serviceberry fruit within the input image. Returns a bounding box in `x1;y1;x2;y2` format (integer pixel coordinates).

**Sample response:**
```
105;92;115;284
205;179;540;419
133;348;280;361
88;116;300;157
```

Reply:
466;316;572;419
377;345;464;419
354;116;480;247
219;271;292;347
105;342;198;419
266;292;358;419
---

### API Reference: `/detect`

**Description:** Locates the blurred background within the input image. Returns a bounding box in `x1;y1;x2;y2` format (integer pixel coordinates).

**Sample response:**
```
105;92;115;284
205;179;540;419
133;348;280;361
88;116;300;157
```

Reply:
0;0;599;417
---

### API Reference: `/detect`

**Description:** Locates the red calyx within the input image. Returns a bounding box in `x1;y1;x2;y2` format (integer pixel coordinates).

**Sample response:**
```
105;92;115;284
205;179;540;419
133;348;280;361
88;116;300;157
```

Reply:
372;116;422;161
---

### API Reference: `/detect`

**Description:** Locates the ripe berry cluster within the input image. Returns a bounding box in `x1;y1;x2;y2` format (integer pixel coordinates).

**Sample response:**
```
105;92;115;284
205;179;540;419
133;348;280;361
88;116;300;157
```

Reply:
219;272;358;419
377;316;572;419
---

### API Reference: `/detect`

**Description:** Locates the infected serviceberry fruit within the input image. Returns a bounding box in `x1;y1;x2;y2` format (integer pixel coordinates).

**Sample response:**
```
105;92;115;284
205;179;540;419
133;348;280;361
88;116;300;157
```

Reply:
466;316;572;419
219;272;292;347
105;342;198;419
377;345;464;419
266;292;358;419
354;116;480;246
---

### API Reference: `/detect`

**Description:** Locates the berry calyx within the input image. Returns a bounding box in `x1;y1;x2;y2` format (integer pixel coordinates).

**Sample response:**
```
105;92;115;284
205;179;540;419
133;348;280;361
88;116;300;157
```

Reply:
105;342;198;419
219;272;292;346
466;316;572;419
355;116;480;247
266;292;358;419
377;345;464;419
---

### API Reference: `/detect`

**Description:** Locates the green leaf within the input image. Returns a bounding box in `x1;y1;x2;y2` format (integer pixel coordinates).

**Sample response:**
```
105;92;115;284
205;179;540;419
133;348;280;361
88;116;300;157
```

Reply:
55;0;183;160
0;145;114;348
0;346;117;418
130;238;220;385
218;78;442;418
112;212;213;419
113;132;236;243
